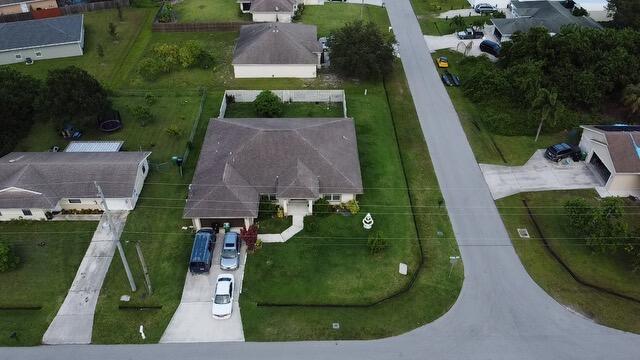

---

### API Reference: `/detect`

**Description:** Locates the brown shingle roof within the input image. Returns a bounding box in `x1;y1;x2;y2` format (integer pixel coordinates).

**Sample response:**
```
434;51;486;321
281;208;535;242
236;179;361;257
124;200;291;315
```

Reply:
605;132;640;173
184;118;363;219
233;22;321;65
0;152;150;209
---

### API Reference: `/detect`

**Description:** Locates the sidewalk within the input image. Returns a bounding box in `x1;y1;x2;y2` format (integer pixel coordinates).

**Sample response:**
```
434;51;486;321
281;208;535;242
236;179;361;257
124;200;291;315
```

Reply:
42;211;128;345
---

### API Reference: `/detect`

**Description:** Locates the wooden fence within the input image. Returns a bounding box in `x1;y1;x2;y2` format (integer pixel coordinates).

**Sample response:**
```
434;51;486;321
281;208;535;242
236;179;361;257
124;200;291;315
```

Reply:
151;21;251;32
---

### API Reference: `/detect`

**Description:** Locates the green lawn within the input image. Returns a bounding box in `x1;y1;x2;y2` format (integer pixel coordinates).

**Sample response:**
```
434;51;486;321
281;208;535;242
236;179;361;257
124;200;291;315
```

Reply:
299;3;390;37
497;190;640;333
224;102;344;118
173;0;251;22
0;221;97;346
435;50;566;165
92;91;223;344
411;0;471;17
9;8;154;87
240;61;462;340
257;216;293;234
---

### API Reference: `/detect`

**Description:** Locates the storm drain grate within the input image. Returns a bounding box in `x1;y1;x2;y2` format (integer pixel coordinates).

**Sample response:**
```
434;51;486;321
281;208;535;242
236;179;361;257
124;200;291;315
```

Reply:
517;228;530;238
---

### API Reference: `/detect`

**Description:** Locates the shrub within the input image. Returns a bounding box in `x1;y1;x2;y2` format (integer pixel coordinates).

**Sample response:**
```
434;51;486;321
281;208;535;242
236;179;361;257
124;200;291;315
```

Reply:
367;232;387;255
144;93;157;106
132;105;154;127
157;4;174;23
258;195;278;220
313;197;332;217
196;51;215;69
254;90;283;117
178;41;202;68
0;243;20;273
343;199;360;215
138;58;164;81
292;3;304;21
166;125;182;137
152;44;180;72
240;225;259;251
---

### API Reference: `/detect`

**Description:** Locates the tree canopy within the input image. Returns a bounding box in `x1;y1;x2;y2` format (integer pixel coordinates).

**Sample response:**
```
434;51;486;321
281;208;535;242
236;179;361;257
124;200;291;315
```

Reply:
0;68;41;156
607;0;640;29
254;90;283;118
330;20;395;80
42;66;110;123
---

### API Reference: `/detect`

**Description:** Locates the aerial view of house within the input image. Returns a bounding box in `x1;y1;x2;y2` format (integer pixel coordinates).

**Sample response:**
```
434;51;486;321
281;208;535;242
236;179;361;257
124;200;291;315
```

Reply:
232;22;322;78
184;117;362;229
0;14;84;65
1;0;640;358
0;151;150;220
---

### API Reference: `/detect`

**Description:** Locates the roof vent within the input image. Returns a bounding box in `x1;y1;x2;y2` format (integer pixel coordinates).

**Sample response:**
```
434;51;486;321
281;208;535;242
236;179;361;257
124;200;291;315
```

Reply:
275;5;279;11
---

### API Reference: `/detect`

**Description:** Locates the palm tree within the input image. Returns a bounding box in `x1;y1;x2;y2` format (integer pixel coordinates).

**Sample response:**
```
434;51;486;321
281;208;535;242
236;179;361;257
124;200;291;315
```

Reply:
623;84;640;115
532;88;559;142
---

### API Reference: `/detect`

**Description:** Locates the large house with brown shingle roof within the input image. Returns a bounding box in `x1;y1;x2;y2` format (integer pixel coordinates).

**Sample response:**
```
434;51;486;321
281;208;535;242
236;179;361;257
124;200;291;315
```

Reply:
237;0;324;23
579;125;640;197
232;22;322;78
184;117;363;229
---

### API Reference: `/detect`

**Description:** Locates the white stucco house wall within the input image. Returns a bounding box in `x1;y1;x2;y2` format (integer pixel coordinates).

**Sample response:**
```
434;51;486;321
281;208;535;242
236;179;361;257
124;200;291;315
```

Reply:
184;117;363;230
232;22;322;78
0;151;151;221
579;125;640;198
238;0;324;22
0;14;84;66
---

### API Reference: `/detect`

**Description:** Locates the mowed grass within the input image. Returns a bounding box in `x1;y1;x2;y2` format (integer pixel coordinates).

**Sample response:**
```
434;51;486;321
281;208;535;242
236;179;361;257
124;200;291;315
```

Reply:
299;3;390;37
434;50;566;165
8;8;153;87
240;62;462;340
14;92;204;163
173;0;251;22
0;221;97;346
497;190;640;333
92;91;223;344
420;15;490;35
411;0;472;17
224;102;344;118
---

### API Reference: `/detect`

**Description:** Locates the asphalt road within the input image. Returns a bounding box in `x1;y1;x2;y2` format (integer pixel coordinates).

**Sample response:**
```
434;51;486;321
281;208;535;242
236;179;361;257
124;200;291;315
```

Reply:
2;1;640;358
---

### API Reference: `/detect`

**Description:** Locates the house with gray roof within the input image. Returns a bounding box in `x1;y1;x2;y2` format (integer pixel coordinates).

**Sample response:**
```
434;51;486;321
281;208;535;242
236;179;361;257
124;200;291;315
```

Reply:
237;0;323;23
0;0;58;16
0;151;150;221
491;1;601;42
0;14;84;65
184;118;363;229
232;22;322;78
579;125;640;198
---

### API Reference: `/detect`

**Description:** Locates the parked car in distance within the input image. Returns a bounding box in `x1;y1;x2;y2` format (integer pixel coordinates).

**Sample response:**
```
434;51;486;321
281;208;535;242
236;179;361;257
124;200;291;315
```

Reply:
189;227;215;274
441;72;453;86
457;27;484;40
212;274;234;319
474;3;496;13
479;40;501;57
544;143;581;162
220;232;240;270
445;70;461;86
436;56;449;68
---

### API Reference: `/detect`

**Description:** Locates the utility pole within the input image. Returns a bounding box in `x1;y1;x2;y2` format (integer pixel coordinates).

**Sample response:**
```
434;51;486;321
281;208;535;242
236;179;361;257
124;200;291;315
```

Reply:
95;181;137;292
136;242;153;295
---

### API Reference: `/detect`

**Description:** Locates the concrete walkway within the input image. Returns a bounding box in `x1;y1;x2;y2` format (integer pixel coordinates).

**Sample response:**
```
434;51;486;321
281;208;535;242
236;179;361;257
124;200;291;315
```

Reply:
160;233;246;343
258;215;304;243
480;150;603;199
436;8;477;18
42;211;128;345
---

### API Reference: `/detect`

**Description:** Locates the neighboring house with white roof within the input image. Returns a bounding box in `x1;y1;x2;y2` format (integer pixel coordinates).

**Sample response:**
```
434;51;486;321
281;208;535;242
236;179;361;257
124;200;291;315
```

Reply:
232;22;322;78
0;14;84;65
572;0;608;22
579;125;640;197
237;0;323;23
0;151;151;221
184;117;363;230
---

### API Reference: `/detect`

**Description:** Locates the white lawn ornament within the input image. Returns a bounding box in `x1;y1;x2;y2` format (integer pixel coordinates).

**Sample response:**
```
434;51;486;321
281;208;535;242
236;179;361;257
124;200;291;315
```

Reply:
139;325;146;340
362;213;374;230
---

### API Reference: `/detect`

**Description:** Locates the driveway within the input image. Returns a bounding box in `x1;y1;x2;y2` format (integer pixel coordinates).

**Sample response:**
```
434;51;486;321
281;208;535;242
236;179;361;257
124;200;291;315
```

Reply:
42;212;128;345
160;232;246;343
424;33;498;59
480;150;603;199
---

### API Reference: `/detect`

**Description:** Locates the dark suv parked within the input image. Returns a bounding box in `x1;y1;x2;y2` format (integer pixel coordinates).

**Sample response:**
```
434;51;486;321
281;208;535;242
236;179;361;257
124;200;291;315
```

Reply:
479;40;501;57
544;143;581;162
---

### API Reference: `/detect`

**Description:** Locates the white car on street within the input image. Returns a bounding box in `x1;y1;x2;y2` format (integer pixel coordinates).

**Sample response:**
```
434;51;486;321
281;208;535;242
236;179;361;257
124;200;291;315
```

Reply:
212;274;234;319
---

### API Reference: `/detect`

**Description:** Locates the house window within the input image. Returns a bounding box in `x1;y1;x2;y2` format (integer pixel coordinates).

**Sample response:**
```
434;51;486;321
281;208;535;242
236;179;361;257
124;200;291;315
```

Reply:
68;199;82;204
324;194;341;201
15;54;22;59
35;51;42;57
22;209;32;216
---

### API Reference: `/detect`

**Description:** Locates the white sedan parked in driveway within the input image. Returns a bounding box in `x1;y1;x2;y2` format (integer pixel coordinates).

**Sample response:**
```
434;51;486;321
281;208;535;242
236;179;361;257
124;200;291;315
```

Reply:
212;274;234;319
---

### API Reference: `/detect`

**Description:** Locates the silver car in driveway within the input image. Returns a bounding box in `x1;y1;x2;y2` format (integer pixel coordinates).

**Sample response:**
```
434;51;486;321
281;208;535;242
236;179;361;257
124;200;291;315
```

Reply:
220;232;240;270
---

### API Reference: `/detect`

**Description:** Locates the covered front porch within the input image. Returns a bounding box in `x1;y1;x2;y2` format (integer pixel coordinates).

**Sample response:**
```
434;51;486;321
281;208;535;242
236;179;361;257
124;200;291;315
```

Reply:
279;198;313;216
